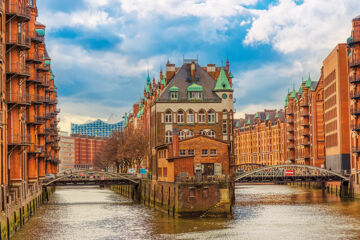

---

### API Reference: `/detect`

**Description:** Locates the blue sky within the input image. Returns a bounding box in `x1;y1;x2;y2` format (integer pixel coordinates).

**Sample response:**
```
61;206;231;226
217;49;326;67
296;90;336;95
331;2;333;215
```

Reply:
36;0;360;132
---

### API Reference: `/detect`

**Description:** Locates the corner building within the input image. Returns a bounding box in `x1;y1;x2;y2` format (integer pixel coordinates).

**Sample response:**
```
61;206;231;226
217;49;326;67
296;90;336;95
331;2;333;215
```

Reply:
0;0;59;231
150;60;234;178
322;44;350;173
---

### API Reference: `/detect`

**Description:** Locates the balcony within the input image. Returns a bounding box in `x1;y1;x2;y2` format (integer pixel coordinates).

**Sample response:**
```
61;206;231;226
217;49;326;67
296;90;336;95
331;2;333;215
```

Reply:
6;3;31;21
40;80;50;88
287;133;294;141
286;126;294;132
6;63;30;77
27;75;43;84
300;119;310;126
31;31;44;43
37;64;50;72
8;134;31;146
26;52;43;64
300;99;309;107
349;59;360;68
38;128;49;136
350;76;360;84
300;129;310;136
46;87;57;93
30;94;45;104
26;115;45;125
6;93;30;106
6;33;30;49
300;138;310;145
287;143;295;149
286;111;294;115
351;123;360;132
350;90;360;99
300;110;309;116
0;44;3;63
48;98;58;105
350;106;360;116
352;147;360;153
28;145;44;154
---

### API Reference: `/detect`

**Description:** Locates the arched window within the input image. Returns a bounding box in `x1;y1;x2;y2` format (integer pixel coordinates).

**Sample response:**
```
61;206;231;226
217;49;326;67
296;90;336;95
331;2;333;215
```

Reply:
208;109;215;123
198;109;205;123
165;110;172;123
179;131;185;140
187;110;194;124
177;110;184;123
208;131;215;138
165;131;172;143
187;130;194;138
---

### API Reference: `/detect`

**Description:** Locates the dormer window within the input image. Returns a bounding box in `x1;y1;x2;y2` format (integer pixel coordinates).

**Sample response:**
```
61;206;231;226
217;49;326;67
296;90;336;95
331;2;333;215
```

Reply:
169;85;179;100
189;91;202;99
187;83;203;100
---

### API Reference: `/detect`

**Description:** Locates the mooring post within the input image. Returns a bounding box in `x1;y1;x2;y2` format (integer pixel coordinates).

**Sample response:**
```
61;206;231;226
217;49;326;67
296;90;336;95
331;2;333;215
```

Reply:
321;181;326;194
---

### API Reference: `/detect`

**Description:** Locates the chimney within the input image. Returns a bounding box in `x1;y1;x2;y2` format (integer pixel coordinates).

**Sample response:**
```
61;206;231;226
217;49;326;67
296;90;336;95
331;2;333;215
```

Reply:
191;61;196;82
166;60;176;84
172;129;179;158
207;64;216;80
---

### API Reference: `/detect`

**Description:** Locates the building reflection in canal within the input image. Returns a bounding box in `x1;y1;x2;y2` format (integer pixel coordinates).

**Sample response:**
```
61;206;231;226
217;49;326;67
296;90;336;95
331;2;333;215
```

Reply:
13;185;360;240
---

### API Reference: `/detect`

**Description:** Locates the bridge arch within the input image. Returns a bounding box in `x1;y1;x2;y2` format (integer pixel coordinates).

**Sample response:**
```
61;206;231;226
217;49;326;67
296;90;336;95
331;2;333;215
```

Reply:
235;164;349;183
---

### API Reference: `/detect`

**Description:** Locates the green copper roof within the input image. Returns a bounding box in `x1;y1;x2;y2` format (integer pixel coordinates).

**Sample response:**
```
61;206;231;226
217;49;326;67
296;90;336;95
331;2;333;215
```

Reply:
229;72;234;78
187;83;203;92
35;29;45;36
247;118;251;125
347;36;354;44
275;112;279;119
285;94;289;102
285;101;288;107
161;76;166;85
235;121;239;127
50;76;54;80
289;89;296;98
146;74;151;85
169;85;179;91
305;75;312;88
298;85;303;93
255;112;259;118
44;60;51;66
214;67;233;91
266;114;270;121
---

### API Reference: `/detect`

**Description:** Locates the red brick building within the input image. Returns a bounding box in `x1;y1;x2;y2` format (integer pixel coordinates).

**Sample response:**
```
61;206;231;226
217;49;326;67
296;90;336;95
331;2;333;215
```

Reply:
234;109;287;167
72;134;105;169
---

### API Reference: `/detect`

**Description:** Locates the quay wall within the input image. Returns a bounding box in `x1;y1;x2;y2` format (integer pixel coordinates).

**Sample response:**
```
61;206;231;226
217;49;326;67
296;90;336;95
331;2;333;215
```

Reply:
1;185;55;239
111;179;234;217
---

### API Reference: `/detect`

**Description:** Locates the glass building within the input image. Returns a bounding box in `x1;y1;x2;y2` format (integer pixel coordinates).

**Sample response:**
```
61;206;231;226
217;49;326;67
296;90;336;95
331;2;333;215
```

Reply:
71;119;123;138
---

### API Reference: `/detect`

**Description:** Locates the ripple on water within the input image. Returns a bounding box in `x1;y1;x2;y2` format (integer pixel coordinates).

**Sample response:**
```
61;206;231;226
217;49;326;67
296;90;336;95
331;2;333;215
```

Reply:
12;185;360;240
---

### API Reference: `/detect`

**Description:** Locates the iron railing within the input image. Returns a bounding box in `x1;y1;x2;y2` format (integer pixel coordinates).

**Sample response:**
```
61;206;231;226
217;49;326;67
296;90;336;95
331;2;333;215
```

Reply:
349;76;360;84
6;63;30;76
8;134;31;145
6;92;30;105
6;3;31;20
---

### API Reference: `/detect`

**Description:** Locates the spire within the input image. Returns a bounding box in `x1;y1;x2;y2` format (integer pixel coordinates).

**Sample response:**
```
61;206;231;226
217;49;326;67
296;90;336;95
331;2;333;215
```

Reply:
255;112;259;118
214;67;233;91
305;74;312;88
146;72;151;85
247;117;251;125
226;57;229;70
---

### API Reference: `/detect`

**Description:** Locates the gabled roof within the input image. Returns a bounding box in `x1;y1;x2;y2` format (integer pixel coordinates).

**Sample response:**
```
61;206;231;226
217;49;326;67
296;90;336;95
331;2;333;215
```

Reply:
169;85;179;91
187;83;203;91
305;75;312;88
157;63;221;102
213;67;233;91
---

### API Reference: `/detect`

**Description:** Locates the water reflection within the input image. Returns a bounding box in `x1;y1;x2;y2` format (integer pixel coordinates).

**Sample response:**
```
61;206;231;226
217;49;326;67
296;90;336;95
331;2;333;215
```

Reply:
13;185;360;240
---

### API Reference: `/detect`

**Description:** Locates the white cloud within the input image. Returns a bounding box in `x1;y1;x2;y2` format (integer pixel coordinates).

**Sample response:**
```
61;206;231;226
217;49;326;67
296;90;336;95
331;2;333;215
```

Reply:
244;0;358;54
38;9;115;30
48;41;166;78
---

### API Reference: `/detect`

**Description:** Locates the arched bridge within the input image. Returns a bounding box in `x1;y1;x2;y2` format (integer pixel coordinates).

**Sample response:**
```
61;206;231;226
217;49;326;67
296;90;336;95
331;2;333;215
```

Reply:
235;164;349;183
43;169;140;187
235;163;266;173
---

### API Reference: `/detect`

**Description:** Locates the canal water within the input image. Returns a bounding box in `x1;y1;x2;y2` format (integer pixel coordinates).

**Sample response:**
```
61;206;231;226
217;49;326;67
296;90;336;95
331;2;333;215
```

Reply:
13;185;360;240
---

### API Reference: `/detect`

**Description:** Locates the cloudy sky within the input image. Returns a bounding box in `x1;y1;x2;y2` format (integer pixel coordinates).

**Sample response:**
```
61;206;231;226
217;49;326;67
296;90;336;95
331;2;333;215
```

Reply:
36;0;360;132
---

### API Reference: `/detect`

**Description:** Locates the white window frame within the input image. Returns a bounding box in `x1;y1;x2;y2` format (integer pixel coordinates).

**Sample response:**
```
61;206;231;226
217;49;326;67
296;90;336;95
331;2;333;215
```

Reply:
165;131;172;143
165;110;172;123
208;110;215;123
187;110;194;124
198;110;205;123
177;110;184;123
